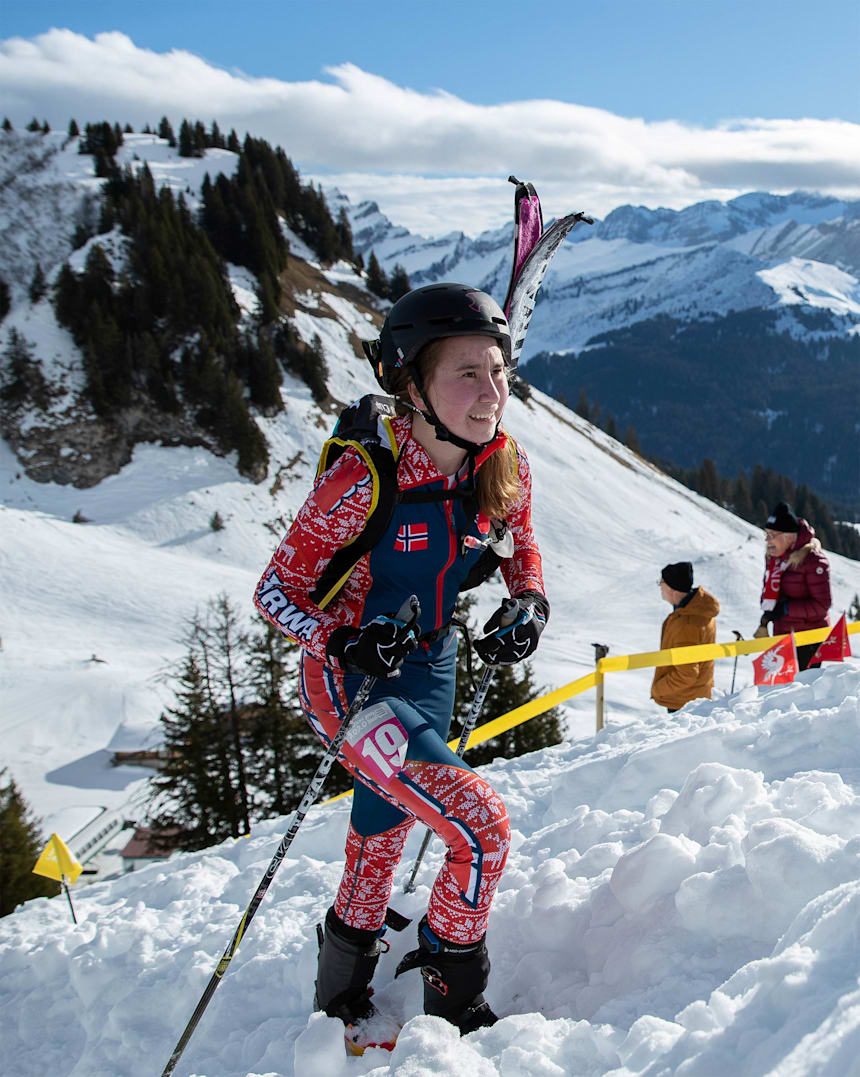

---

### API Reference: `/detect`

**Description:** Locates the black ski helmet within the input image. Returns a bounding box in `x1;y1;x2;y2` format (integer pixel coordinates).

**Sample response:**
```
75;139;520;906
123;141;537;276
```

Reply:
363;283;512;392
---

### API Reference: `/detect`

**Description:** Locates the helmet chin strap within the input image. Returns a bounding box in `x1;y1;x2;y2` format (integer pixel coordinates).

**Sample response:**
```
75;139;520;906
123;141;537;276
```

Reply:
409;368;487;456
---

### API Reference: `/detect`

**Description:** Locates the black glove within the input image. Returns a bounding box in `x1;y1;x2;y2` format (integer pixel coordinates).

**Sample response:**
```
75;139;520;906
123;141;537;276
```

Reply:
474;591;549;667
760;600;787;626
327;610;419;679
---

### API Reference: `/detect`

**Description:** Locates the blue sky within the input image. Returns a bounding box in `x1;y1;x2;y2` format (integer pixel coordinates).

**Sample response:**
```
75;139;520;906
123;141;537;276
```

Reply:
2;1;859;234
5;0;858;124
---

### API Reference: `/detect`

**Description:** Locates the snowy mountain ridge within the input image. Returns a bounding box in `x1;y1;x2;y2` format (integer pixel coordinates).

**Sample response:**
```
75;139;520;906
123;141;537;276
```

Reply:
2;128;857;364
337;188;860;357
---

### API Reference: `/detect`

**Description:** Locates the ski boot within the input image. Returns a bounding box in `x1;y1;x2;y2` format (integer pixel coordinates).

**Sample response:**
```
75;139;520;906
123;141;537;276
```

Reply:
395;916;498;1034
314;907;400;1056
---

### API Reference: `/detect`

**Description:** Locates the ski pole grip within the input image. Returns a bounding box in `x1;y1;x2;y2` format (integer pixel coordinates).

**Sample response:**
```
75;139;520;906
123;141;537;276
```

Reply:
396;595;421;630
500;597;520;627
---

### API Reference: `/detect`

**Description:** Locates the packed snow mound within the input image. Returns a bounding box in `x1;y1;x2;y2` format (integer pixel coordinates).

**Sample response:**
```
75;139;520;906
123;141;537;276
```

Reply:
2;663;859;1076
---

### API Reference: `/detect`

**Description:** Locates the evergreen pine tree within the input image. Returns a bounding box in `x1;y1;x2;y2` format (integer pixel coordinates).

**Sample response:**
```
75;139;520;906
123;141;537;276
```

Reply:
697;459;721;503
335;207;355;263
206;595;253;836
388;263;411;301
28;263;47;304
732;472;754;521
605;413;618;439
227;128;241;153
1;329;49;409
193;120;207;155
26;118;41;132
244;623;350;815
68;119;80;137
178;119;195;158
0;769;60;916
366;251;389;300
625;426;642;454
220;373;270;480
242;329;283;413
158;116;176;147
53;263;80;336
575;388;591;421
209;120;225;149
146;649;238;851
2;117;13;133
0;276;9;323
304;333;330;404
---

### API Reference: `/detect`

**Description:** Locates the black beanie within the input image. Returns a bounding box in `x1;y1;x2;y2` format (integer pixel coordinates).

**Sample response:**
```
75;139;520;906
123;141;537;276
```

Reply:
766;501;799;533
661;562;694;592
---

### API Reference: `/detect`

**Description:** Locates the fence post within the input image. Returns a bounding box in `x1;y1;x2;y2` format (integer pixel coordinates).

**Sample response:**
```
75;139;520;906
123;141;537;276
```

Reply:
592;643;609;732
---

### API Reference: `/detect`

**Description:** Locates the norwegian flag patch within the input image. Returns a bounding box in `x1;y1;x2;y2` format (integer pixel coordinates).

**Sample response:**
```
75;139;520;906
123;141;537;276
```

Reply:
395;523;428;552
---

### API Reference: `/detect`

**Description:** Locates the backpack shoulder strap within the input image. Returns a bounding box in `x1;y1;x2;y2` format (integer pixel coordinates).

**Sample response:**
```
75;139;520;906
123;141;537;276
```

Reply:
310;396;401;610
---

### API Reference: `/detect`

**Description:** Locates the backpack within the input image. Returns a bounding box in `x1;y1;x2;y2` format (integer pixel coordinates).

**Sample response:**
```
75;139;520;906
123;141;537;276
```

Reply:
309;394;510;610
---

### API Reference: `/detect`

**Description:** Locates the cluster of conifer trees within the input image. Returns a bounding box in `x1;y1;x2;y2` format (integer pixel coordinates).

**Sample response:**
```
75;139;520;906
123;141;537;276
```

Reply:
0;769;59;917
52;163;273;477
39;116;367;479
660;459;860;560
572;387;860;559
146;596;333;851
365;251;411;302
146;594;561;853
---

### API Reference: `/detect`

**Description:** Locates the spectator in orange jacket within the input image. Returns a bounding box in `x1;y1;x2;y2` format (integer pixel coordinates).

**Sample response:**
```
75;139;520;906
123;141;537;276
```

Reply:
754;501;831;670
651;562;720;712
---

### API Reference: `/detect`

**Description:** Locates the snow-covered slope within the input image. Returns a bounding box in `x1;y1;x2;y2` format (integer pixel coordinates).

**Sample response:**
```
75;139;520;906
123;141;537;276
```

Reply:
2;126;859;837
0;129;239;305
337;189;860;356
2;129;860;1077
1;664;859;1076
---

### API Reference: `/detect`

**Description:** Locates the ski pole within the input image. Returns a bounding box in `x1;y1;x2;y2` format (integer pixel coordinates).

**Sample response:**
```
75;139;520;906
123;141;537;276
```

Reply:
403;598;519;894
161;596;420;1077
730;630;744;693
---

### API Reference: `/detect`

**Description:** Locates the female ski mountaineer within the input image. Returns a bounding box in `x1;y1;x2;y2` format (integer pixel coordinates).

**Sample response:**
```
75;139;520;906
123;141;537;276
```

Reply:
253;282;549;1044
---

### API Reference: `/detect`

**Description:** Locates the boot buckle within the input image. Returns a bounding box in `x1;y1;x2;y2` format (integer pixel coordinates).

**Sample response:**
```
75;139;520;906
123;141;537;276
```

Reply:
421;964;448;996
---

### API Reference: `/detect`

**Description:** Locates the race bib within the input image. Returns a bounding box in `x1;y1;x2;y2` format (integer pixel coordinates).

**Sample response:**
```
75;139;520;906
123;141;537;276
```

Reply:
345;702;408;786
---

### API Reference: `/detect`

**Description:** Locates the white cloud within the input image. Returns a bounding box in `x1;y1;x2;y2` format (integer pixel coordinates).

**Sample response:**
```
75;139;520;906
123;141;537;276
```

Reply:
2;29;859;235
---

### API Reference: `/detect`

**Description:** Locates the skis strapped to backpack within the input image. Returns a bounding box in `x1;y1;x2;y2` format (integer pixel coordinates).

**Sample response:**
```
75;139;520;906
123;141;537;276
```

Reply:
311;179;593;611
504;175;594;368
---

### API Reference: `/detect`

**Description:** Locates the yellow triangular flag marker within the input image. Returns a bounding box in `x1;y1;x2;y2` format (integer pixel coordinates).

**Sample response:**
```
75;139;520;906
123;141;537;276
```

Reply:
33;833;83;885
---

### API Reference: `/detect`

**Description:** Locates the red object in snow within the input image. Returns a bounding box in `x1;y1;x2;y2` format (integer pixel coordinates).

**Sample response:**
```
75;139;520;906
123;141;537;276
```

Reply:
811;612;853;664
753;633;799;685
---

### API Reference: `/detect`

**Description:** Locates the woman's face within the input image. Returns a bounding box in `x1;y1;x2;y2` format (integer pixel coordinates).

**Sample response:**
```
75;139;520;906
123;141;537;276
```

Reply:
409;335;509;444
765;529;794;557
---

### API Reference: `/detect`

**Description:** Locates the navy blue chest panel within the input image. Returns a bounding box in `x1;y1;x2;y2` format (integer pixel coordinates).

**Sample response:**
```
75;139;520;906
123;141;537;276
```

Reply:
364;488;487;631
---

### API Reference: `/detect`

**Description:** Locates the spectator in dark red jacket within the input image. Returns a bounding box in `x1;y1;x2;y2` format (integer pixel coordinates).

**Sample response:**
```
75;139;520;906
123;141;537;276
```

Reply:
754;501;831;670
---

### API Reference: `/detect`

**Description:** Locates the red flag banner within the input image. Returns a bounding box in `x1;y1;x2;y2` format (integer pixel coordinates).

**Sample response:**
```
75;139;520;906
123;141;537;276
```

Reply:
753;633;799;685
811;613;852;665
